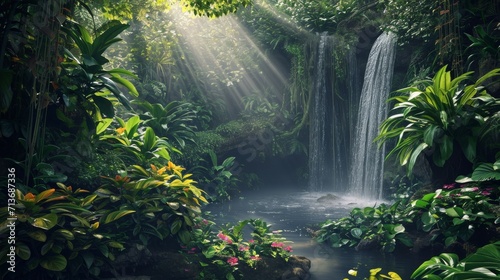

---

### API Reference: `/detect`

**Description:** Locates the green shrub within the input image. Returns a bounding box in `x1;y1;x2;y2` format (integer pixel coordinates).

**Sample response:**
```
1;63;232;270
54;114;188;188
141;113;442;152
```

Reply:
411;241;500;279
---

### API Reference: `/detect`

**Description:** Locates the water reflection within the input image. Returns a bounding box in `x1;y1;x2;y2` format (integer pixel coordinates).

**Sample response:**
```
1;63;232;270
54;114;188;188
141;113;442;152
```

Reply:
205;188;429;279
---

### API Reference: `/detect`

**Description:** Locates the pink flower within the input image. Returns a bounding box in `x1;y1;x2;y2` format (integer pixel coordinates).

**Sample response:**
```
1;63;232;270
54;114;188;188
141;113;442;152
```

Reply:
443;183;456;189
271;242;283;248
250;255;261;261
481;190;492;196
217;232;233;244
188;247;197;254
239;245;249;251
284;246;293;252
248;239;255;244
227;257;239;266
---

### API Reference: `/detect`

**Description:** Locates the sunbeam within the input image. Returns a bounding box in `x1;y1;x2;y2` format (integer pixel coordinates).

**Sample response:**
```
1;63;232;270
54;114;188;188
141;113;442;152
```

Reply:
165;3;290;119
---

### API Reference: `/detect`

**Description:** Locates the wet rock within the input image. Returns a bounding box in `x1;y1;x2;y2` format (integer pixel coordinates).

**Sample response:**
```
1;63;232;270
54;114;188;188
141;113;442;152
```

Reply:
355;236;381;251
317;194;339;203
288;255;311;272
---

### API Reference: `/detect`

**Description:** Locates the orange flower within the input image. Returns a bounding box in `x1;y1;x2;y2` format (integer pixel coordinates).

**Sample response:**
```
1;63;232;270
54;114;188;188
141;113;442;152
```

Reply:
166;161;184;172
114;175;130;184
24;193;36;202
151;164;167;175
116;127;126;134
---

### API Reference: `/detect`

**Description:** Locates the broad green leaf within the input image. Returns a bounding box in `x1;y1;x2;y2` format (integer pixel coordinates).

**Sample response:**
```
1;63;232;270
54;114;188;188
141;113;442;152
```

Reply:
171;219;182;234
55;229;75;240
445;207;464;218
463;242;500;271
102;210;136;224
142;127;156;152
92;23;130;56
40;254;67;271
408;142;428;175
423;125;439;145
27;230;47;242
16;243;31;260
458;135;477;163
421;211;436;227
110;73;139;97
32;213;58;230
92;96;114;118
125;115;141;139
471;163;500;181
81;251;95;269
178;229;191;244
96;118;113;134
203;246;216;259
350;228;363;239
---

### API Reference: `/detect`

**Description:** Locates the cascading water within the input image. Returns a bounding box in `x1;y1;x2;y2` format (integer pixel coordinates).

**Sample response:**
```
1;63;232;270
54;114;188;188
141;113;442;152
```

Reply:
308;33;330;191
349;32;397;200
308;34;360;192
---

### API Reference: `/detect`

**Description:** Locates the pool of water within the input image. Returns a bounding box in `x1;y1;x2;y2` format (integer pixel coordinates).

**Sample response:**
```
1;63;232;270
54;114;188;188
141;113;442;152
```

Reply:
205;188;430;279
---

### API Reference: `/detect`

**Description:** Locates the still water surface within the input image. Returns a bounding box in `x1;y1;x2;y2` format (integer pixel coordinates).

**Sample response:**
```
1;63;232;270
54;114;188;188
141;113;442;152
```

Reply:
206;188;429;280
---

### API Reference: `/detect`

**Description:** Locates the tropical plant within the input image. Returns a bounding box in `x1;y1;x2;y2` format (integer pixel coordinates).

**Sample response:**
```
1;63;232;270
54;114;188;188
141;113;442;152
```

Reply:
95;161;208;245
0;183;121;279
408;184;498;247
316;202;413;252
457;153;500;183
185;218;293;279
132;100;198;150
465;22;500;67
57;21;139;132
192;151;239;202
99;115;173;166
411;241;500;279
376;66;500;181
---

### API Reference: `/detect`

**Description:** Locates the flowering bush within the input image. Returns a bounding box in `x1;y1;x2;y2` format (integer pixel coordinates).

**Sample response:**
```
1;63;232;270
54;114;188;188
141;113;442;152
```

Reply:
409;183;498;246
183;218;293;279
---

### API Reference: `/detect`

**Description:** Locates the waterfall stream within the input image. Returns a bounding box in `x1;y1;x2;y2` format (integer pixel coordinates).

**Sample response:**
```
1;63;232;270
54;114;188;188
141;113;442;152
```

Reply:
308;34;330;191
349;32;397;199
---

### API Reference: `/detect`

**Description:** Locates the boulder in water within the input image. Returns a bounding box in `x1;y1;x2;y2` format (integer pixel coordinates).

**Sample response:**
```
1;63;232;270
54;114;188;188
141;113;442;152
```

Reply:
316;194;339;203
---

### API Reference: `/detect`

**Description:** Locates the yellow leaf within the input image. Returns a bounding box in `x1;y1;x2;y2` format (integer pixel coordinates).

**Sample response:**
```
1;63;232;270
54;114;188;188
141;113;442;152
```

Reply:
36;189;56;202
388;272;402;280
157;166;167;175
199;195;208;204
370;268;382;275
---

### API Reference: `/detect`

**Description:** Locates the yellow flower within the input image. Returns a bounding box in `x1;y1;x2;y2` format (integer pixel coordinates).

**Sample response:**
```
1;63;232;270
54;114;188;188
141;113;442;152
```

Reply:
116;127;126;134
151;164;167;175
348;269;358;276
166;161;185;177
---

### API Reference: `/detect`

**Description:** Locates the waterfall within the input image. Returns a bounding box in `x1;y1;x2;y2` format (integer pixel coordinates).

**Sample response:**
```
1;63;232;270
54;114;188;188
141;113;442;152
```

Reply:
308;34;330;191
349;32;397;200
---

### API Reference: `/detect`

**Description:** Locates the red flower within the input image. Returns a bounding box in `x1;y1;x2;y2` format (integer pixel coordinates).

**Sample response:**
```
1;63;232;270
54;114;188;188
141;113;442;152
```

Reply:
239;245;249;251
217;232;233;244
250;255;261;261
227;257;239;266
271;242;284;248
